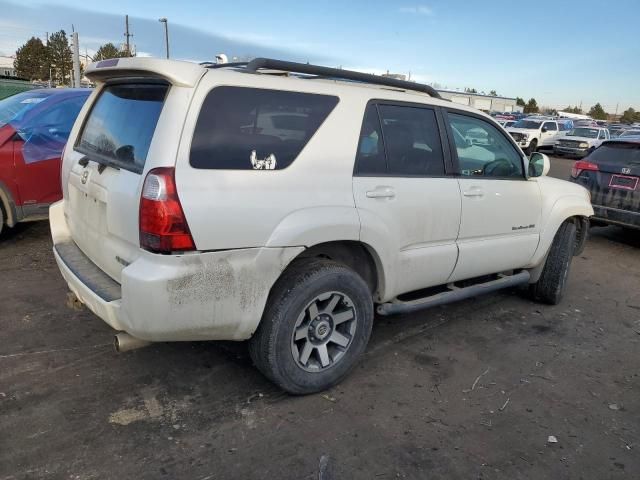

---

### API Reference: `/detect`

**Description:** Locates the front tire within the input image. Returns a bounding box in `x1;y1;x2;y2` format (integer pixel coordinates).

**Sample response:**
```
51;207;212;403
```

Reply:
526;139;538;156
249;259;374;394
530;220;577;305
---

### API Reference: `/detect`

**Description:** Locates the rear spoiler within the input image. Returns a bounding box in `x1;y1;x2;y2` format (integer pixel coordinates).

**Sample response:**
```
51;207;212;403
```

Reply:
85;57;206;87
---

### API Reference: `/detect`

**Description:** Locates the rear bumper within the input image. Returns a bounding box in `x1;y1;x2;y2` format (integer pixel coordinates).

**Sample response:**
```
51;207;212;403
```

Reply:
50;200;304;341
592;204;640;230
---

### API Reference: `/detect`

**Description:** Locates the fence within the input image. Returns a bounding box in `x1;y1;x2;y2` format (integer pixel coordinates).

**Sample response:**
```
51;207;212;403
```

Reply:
0;77;40;100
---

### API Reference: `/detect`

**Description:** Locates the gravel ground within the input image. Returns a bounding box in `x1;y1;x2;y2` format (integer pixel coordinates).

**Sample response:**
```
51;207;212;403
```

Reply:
1;156;639;479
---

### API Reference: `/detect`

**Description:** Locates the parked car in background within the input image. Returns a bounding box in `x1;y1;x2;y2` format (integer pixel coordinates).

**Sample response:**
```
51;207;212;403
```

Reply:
0;89;90;236
554;127;610;158
50;57;592;394
618;129;640;138
503;120;516;129
609;124;628;137
506;118;567;154
574;119;599;128
570;139;639;230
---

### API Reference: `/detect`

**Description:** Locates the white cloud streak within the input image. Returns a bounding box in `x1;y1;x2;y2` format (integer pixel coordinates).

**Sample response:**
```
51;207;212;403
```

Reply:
399;6;434;16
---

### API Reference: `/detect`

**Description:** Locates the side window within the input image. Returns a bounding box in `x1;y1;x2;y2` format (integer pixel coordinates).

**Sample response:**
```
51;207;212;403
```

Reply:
543;122;557;131
377;105;445;176
598;130;607;139
190;87;339;169
447;112;524;178
355;105;386;175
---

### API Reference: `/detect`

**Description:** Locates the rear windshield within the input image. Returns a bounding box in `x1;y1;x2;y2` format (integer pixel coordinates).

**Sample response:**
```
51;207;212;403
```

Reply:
589;143;640;165
190;86;339;170
512;120;541;129
76;83;168;173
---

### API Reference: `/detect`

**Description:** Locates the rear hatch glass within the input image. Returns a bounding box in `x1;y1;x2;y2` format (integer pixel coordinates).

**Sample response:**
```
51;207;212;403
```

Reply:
66;82;169;282
76;83;168;174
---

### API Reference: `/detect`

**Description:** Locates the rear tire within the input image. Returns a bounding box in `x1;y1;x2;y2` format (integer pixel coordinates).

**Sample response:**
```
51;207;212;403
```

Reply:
529;220;577;305
249;259;374;394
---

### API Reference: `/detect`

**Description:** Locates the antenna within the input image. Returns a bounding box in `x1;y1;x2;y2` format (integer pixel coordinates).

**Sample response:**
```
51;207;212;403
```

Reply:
124;15;133;56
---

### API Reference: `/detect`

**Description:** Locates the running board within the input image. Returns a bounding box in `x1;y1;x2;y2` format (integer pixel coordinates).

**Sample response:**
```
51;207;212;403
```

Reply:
376;271;530;316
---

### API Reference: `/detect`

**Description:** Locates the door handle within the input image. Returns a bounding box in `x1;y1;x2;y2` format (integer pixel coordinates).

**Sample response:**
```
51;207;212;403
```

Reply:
366;187;396;199
463;188;484;198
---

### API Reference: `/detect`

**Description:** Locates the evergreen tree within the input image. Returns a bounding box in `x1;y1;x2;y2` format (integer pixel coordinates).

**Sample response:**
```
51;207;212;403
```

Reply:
13;37;48;80
47;30;73;85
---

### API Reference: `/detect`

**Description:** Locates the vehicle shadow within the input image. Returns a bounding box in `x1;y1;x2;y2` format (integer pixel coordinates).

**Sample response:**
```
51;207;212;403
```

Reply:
0;220;49;244
589;225;640;248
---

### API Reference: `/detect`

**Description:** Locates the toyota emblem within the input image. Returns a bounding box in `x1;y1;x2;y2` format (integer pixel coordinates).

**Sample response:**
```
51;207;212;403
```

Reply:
81;170;89;184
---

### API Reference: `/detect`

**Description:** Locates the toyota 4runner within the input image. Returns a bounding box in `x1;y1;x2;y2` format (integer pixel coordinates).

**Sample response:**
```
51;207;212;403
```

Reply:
50;58;593;394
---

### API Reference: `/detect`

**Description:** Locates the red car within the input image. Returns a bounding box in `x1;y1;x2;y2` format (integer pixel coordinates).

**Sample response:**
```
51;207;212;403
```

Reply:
0;88;90;235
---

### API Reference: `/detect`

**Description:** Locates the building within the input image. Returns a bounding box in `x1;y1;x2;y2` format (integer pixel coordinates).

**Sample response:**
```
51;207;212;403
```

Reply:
0;56;17;78
436;89;522;113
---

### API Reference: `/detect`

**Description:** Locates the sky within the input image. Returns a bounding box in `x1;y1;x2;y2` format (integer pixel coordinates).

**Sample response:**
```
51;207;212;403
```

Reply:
1;0;639;111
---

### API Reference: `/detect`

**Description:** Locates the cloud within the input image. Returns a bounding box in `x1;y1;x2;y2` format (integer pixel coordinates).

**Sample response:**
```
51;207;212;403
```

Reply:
399;6;434;16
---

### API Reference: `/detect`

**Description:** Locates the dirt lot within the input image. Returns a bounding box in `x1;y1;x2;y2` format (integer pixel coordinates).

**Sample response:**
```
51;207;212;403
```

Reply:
1;157;639;479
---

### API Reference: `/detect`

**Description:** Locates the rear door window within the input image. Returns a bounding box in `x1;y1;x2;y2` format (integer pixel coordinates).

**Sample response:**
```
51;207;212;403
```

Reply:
543;122;557;131
355;104;386;175
190;87;339;170
76;83;168;174
378;105;445;176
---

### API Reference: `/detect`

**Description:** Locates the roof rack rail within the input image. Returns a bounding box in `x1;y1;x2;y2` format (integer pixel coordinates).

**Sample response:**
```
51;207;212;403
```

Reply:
245;58;443;100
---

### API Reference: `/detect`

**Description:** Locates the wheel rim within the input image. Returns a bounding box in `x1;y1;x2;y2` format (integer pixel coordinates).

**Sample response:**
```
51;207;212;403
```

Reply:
290;291;357;372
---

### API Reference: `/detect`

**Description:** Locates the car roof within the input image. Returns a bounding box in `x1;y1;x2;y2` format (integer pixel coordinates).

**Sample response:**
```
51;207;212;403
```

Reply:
602;138;640;145
84;56;496;120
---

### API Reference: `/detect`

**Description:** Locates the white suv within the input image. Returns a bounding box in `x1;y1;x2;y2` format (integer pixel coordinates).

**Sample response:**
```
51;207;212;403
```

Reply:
506;118;568;154
50;58;593;394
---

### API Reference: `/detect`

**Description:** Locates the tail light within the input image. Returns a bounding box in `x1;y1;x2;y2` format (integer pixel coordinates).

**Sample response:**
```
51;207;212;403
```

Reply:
571;160;599;179
139;167;195;253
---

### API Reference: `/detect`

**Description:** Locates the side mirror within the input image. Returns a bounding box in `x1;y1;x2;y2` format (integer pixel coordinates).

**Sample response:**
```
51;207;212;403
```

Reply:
541;127;548;133
528;152;550;177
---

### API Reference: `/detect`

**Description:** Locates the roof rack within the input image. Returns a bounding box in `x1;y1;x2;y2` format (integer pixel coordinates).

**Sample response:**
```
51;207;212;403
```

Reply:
243;58;443;100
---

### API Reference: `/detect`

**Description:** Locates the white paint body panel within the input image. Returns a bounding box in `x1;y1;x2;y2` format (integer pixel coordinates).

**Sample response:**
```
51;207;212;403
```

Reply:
449;178;541;281
354;177;461;300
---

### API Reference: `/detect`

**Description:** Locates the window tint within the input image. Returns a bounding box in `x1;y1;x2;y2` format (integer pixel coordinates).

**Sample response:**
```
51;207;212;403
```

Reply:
190;87;339;170
588;143;640;165
77;84;167;173
543;122;557;131
448;112;524;178
378;105;445;176
355;105;386;175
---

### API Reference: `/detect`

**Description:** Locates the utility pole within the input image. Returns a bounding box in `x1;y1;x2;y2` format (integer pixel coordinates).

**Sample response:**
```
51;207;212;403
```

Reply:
124;15;133;56
72;31;81;88
158;18;169;59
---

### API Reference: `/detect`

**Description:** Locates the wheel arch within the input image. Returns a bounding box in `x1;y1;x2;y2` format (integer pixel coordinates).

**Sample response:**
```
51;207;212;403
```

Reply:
528;196;593;270
289;240;385;299
0;179;18;227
